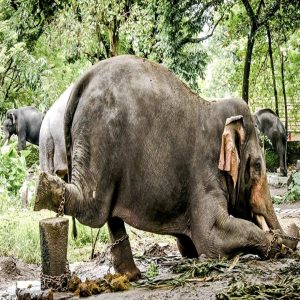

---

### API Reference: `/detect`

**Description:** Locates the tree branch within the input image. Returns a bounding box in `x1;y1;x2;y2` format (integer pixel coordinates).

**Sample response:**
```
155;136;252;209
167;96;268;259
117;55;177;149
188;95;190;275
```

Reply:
241;0;257;24
179;14;223;46
257;0;281;27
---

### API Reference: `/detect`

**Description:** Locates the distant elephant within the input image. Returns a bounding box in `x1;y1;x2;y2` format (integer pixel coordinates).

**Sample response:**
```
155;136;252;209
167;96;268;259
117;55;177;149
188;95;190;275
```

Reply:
35;56;298;281
39;86;73;178
2;106;43;151
254;108;287;176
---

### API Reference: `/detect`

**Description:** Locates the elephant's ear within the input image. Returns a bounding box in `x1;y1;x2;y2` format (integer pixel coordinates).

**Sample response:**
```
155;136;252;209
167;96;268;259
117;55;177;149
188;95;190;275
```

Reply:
218;115;245;188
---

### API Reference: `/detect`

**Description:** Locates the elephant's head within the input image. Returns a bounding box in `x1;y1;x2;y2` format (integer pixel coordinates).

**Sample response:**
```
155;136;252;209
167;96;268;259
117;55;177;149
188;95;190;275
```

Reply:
2;111;17;144
218;115;298;251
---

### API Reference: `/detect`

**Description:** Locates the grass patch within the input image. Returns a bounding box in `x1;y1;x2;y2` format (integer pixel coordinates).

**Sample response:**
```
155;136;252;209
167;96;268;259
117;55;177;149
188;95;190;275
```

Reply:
0;208;109;264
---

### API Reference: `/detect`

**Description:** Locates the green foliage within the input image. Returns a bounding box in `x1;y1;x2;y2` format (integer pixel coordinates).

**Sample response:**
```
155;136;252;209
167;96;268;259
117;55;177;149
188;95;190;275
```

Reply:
1;0;229;114
146;261;159;278
24;144;39;168
0;211;41;263
272;172;300;204
135;258;230;289
0;142;28;197
264;149;279;172
217;275;300;299
0;210;109;264
284;171;300;203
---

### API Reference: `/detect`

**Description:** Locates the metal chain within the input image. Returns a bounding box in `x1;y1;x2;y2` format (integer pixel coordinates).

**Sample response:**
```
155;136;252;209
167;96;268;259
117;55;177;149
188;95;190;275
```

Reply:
110;234;129;250
264;230;300;259
40;261;71;292
276;233;300;242
265;231;278;259
56;181;66;217
107;234;129;274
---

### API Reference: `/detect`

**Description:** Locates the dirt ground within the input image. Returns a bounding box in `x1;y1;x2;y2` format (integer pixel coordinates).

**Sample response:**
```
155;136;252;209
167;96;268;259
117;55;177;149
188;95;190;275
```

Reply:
1;176;300;300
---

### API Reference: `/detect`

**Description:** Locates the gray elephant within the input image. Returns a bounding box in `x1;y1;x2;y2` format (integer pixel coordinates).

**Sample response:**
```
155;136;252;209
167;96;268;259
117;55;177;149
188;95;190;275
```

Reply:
2;106;43;151
39;86;73;178
35;56;298;281
254;108;287;176
39;85;77;238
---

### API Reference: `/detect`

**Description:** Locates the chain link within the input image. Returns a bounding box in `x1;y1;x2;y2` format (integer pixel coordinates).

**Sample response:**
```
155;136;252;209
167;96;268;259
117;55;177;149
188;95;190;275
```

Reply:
110;234;129;250
56;181;66;217
41;261;71;292
106;234;129;274
276;233;300;242
264;230;300;259
265;231;278;259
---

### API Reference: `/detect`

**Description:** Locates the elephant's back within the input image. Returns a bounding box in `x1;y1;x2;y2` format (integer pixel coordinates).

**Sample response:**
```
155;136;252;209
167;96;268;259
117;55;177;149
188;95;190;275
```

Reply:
64;56;202;178
73;55;200;109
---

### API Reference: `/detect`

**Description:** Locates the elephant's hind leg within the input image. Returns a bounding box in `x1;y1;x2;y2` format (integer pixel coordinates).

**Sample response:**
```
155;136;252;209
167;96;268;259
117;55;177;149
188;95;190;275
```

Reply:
176;235;198;258
107;217;141;281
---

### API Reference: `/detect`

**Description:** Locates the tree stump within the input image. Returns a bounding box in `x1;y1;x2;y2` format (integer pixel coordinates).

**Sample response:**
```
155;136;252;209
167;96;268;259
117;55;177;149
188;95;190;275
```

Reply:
39;217;70;291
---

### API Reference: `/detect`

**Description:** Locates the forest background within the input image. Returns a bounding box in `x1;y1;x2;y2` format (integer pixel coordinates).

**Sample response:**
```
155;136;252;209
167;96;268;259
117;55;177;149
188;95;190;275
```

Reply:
0;0;299;125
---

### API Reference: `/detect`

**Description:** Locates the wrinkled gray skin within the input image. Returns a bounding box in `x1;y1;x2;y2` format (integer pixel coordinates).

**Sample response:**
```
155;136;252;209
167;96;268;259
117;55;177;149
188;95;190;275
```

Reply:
39;86;73;178
254;109;287;176
35;55;299;281
3;106;43;151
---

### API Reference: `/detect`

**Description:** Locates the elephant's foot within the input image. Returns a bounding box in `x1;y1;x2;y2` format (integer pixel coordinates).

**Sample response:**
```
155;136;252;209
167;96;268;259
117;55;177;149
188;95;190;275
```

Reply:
34;172;65;213
108;217;141;281
282;223;299;251
277;167;287;177
113;260;141;281
264;224;299;259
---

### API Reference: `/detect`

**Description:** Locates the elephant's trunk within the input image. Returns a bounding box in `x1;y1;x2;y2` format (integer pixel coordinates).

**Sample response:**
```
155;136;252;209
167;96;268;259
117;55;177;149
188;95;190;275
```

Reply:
34;172;104;228
251;174;299;250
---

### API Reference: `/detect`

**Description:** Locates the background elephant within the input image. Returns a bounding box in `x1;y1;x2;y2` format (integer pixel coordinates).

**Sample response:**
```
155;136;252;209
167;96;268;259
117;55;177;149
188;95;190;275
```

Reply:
254;108;287;176
39;85;77;238
35;56;298;281
2;106;43;151
39;85;73;178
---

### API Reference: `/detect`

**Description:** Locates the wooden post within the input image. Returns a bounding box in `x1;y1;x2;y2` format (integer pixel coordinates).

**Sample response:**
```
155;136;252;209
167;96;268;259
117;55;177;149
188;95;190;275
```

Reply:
39;217;69;291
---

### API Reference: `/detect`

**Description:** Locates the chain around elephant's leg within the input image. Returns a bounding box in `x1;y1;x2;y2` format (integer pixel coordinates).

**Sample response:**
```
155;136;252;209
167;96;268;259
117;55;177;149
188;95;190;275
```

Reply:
107;217;141;281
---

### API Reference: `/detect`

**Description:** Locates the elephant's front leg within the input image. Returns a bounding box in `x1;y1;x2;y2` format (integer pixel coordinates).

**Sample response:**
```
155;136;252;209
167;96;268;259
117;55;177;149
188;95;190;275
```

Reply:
191;202;274;259
176;235;198;258
107;217;141;281
18;132;27;152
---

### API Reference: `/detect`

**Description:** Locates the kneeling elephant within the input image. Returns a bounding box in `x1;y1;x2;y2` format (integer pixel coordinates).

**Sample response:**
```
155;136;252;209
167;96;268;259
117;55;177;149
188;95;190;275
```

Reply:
35;55;299;281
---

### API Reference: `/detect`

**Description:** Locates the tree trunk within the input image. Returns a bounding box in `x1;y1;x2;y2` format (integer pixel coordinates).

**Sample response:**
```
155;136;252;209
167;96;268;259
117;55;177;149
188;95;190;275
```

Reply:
280;51;288;137
266;24;279;116
109;16;119;57
280;50;288;171
242;26;256;103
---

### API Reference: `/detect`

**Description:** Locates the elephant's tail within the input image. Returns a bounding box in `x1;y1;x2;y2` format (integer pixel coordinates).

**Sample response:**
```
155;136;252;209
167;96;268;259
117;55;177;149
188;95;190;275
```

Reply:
64;80;89;240
64;72;93;182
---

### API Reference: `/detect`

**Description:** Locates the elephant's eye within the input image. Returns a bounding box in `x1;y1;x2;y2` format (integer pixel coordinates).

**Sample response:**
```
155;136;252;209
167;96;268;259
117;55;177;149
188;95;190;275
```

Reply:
255;161;261;172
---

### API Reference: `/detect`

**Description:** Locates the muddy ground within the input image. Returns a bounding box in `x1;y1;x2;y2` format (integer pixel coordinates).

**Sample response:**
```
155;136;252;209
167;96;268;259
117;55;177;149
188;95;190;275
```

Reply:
1;175;300;300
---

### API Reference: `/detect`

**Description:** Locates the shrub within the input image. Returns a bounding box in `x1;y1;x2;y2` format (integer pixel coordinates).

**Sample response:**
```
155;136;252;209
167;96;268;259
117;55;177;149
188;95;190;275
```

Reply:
284;171;300;202
0;142;29;209
25;144;40;168
264;149;279;172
